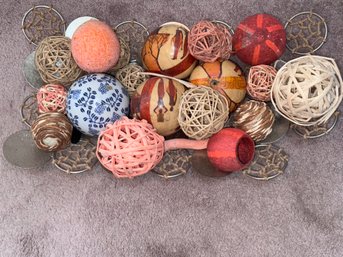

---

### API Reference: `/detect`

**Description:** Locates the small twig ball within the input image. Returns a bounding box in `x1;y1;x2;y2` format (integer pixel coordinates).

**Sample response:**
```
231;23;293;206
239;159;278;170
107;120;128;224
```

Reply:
36;84;67;113
271;55;343;126
35;36;82;86
188;20;232;62
115;63;148;96
178;87;229;140
71;20;120;72
96;117;164;178
233;100;275;142
247;65;277;101
31;112;73;151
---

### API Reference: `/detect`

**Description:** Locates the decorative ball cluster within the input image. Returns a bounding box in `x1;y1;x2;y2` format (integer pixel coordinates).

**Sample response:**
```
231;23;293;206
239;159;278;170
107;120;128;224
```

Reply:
31;112;73;152
233;100;275;142
96;117;165;178
115;63;148;96
178;87;229;140
35;36;82;85
188;20;232;62
36;84;67;113
271;55;343;126
110;37;131;71
247;65;277;101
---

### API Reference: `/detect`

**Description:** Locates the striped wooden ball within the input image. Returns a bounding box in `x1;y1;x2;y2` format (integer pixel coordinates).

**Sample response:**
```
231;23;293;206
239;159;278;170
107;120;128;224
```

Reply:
131;77;186;136
233;14;286;65
142;22;197;79
189;60;246;112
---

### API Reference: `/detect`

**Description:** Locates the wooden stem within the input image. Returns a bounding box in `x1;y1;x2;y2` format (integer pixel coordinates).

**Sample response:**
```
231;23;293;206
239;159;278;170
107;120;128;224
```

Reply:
164;138;208;152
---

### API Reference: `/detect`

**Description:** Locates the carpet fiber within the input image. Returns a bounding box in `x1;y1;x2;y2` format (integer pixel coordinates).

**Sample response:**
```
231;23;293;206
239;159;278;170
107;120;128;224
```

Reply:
0;0;342;256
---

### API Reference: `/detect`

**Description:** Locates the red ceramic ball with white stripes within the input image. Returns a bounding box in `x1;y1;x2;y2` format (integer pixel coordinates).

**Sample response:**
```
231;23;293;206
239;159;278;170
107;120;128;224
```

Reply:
232;14;286;65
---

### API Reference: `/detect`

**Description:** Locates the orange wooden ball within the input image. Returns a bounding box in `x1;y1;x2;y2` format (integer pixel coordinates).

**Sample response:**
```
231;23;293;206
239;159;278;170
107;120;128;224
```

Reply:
189;60;247;112
71;20;120;73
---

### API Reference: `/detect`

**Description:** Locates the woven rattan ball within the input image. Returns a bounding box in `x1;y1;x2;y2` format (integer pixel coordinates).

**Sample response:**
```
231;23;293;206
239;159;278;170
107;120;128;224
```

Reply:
115;63;148;96
35;36;82;86
271;55;343;126
247;65;277;101
188;20;232;62
178;87;229;140
96;116;165;178
31;112;73;152
36;84;67;113
233;100;275;142
110;37;131;72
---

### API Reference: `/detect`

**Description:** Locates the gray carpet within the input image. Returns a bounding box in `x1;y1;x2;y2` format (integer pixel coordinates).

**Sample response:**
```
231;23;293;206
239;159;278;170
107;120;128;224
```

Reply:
1;0;343;256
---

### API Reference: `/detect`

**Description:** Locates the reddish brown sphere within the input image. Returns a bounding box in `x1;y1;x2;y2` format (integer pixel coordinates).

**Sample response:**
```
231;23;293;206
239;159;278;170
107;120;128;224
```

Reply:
232;14;286;65
207;128;255;172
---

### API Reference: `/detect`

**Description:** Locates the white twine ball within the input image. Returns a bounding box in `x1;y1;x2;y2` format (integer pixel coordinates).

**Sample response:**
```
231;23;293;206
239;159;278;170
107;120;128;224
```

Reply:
271;55;343;126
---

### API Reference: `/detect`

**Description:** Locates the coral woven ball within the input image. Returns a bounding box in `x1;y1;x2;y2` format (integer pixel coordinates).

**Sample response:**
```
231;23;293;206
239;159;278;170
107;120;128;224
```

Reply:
141;22;197;79
233;14;286;65
207;128;255;172
37;84;67;113
131;77;185;136
189;60;246;112
96;117;165;178
71;20;120;72
66;74;129;136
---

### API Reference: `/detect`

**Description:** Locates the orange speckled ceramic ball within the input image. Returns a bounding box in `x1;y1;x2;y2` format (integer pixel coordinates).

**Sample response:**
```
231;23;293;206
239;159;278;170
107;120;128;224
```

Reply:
71;20;120;73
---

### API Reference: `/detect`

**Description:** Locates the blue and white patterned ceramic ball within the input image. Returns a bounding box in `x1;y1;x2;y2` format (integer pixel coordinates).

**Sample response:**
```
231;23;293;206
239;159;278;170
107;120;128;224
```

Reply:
66;73;130;136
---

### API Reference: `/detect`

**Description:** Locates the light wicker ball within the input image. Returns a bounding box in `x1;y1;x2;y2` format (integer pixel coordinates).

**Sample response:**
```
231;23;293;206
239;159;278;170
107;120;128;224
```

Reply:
115;63;148;96
188;20;232;62
96;116;165;178
233;100;275;142
247;65;277;101
36;84;67;113
35;36;82;86
178;87;229;140
31;112;73;152
271;55;343;126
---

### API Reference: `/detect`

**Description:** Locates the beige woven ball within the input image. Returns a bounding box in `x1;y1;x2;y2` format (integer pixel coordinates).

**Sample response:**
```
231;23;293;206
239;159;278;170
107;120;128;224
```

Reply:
35;36;82;86
233;100;275;142
271;55;343;126
247;65;277;101
178;87;229;140
109;37;131;72
115;63;148;96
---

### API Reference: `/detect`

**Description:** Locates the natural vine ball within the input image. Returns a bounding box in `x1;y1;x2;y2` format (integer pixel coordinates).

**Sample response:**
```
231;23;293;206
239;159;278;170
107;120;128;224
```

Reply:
247;65;277;101
189;60;246;112
233;14;286;65
66;74;130;136
71;20;120;73
141;22;197;79
207;128;255;172
35;36;82;85
130;77;186;136
271;55;343;126
96;117;165;178
178;87;229;140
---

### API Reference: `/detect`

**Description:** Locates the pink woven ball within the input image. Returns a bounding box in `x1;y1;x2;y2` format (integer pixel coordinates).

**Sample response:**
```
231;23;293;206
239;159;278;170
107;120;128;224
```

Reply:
71;20;120;72
96;116;165;178
188;20;232;62
36;84;67;113
247;65;277;101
